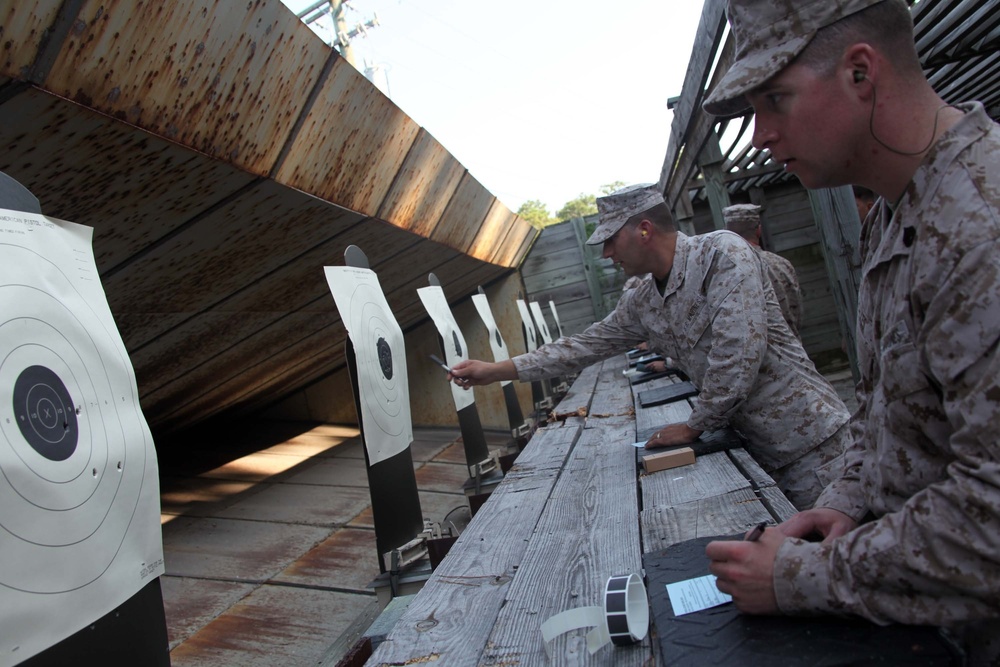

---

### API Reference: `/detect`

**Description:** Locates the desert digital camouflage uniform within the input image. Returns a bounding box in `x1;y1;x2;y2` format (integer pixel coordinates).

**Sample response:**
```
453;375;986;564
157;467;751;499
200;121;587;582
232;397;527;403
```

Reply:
513;229;850;508
772;103;1000;656
756;247;803;335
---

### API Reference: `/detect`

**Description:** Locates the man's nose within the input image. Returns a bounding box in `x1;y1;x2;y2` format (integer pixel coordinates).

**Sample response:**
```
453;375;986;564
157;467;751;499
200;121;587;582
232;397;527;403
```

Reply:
752;119;777;150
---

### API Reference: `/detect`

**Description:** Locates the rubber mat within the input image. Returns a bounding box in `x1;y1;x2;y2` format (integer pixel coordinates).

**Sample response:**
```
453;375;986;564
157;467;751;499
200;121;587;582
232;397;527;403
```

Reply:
639;381;699;407
642;535;959;666
635;428;744;457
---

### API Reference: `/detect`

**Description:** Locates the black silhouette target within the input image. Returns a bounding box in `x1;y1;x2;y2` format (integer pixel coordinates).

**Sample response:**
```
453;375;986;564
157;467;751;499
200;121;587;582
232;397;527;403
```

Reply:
0;245;150;594
348;281;408;442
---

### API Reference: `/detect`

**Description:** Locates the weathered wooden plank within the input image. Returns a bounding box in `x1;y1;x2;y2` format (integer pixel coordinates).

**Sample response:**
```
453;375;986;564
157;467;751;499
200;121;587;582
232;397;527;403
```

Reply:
640;451;752;510
482;422;649;666
552;363;600;416
587;358;635;420
367;425;583;666
640;487;772;553
760;486;799;523
726;448;777;490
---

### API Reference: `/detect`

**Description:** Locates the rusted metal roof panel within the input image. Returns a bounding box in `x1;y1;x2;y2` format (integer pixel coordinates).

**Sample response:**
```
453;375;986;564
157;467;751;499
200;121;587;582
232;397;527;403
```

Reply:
468;198;517;261
0;88;260;271
273;56;421;216
377;128;467;237
40;0;329;175
430;171;494;252
0;1;60;79
0;0;534;433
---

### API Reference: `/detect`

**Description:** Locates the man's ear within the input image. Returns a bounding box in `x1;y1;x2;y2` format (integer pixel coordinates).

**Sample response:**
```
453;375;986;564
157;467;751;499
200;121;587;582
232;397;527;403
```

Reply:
637;219;653;238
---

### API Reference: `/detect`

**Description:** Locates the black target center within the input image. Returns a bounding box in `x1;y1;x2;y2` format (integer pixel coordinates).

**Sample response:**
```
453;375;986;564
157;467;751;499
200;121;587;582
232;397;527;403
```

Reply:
12;365;78;461
376;337;393;380
451;330;462;356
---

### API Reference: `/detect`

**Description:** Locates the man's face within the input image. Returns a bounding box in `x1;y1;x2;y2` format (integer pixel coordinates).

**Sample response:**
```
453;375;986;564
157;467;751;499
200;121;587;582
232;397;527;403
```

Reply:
746;62;864;189
601;221;644;276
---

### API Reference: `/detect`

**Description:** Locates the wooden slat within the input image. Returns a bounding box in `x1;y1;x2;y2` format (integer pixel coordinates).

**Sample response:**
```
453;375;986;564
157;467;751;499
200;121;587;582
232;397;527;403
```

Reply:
640;451;753;509
640;487;772;552
587;357;634;419
367;424;583;665
482;421;648;665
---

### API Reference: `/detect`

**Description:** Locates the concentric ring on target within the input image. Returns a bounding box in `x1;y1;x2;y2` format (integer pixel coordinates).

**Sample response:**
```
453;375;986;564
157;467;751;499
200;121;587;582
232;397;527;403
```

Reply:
0;246;149;594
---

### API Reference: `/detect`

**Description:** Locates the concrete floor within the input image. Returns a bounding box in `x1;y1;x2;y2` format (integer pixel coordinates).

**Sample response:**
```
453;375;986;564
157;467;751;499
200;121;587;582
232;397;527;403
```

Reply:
157;420;511;667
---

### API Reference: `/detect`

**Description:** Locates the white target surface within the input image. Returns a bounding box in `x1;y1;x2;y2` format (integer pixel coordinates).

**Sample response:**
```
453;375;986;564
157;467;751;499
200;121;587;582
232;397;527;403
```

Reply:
416;286;473;411
548;300;564;338
325;266;412;465
471;293;512;388
516;299;538;352
0;209;163;666
529;301;553;344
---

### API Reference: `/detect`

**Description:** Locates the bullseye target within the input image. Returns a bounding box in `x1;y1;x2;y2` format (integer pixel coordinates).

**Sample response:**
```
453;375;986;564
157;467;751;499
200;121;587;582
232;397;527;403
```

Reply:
529;301;553;344
472;294;510;358
0;248;149;594
417;286;473;411
0;210;163;666
517;299;538;352
326;266;412;465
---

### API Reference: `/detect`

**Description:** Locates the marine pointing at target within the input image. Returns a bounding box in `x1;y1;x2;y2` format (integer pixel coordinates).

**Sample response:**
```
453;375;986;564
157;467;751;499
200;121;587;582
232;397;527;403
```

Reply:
448;183;850;510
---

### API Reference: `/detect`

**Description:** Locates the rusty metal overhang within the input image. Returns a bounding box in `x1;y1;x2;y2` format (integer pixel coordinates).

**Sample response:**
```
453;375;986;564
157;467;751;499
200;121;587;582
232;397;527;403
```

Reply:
0;0;540;433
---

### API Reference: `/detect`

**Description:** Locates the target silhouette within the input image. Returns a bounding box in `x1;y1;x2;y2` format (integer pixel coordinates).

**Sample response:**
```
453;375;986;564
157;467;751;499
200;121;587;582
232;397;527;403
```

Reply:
0;244;150;595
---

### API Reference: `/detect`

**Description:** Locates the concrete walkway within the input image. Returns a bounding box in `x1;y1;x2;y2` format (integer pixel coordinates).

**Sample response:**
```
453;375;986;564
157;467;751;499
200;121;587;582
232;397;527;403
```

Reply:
158;421;510;666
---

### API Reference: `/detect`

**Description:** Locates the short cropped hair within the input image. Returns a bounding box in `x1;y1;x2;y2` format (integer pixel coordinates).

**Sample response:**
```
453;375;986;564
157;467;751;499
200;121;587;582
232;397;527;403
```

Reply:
625;201;676;233
795;0;922;80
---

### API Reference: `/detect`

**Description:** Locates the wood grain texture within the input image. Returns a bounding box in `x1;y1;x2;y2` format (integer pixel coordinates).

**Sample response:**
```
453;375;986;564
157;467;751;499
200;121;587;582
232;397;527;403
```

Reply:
640;487;772;552
367;424;583;666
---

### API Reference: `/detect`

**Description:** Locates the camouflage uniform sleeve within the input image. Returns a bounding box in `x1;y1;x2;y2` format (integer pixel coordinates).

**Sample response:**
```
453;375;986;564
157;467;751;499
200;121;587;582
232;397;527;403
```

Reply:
811;394;869;520
774;240;1000;625
512;291;647;381
685;243;768;433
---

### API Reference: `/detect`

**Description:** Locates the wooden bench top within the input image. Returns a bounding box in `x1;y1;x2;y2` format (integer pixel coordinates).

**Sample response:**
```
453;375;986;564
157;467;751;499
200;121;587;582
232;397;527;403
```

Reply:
367;356;796;666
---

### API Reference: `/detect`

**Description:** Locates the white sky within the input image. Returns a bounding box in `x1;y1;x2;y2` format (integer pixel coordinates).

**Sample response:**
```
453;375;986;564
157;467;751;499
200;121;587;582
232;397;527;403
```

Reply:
279;0;704;215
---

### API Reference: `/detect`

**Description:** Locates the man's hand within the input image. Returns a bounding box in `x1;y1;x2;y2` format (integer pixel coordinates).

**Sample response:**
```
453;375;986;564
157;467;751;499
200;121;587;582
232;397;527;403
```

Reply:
706;528;783;614
448;359;517;388
779;507;857;544
645;423;702;448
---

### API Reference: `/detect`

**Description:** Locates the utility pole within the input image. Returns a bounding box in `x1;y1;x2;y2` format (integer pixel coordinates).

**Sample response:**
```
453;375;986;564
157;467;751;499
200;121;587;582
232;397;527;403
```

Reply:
297;1;381;73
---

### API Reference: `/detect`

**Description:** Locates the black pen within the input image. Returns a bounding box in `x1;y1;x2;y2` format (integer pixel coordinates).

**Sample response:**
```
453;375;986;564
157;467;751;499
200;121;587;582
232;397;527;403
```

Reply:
745;520;768;542
430;354;469;384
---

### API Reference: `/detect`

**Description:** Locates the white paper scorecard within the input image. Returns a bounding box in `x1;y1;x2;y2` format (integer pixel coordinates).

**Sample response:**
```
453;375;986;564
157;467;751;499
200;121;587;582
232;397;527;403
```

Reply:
416;286;473;411
0;209;164;666
470;293;512;388
516;299;538;352
325;266;412;466
528;301;553;344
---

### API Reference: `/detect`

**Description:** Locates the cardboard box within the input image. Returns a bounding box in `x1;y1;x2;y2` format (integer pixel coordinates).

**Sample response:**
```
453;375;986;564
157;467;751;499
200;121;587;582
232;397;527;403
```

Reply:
642;447;696;473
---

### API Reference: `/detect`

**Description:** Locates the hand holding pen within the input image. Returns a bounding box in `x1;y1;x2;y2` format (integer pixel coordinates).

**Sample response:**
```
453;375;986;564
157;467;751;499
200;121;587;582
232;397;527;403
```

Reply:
430;354;470;386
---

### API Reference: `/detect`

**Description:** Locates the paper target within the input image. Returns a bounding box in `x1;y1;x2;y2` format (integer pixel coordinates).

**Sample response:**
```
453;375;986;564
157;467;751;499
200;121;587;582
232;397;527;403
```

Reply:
548;300;564;338
0;209;163;665
326;266;412;465
471;293;513;388
516;299;538;352
529;301;553;344
416;286;473;411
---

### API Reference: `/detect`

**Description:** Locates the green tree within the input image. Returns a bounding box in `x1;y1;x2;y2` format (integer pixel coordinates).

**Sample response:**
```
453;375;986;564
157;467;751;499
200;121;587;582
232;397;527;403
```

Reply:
517;199;555;228
599;180;627;195
556;193;597;221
